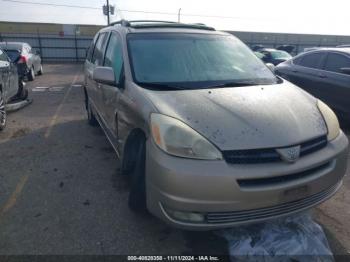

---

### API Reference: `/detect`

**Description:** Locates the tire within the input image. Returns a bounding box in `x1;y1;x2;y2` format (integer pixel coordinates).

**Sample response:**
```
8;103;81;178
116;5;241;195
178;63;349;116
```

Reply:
38;65;43;75
128;140;147;212
17;81;28;100
86;96;98;126
0;91;7;131
27;67;35;81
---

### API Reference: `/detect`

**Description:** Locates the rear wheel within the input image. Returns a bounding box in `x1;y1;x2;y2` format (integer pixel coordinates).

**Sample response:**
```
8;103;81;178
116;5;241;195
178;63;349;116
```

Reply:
0;91;7;131
27;67;35;81
38;65;43;75
128;140;147;212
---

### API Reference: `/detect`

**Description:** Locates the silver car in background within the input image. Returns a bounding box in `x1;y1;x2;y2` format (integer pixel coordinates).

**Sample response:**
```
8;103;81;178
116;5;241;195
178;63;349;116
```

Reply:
84;20;349;230
0;42;43;81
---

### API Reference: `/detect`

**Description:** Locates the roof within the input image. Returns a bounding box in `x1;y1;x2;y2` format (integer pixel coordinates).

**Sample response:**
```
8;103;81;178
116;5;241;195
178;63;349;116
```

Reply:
307;47;350;54
111;20;215;30
0;42;26;50
105;20;226;35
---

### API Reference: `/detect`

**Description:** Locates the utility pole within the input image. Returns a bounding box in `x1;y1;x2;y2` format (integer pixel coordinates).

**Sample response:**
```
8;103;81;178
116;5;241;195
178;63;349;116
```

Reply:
106;0;110;25
178;8;182;23
103;0;115;25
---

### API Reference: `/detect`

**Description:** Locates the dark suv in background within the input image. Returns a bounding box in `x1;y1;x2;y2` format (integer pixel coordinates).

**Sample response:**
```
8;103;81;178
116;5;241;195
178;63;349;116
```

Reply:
276;48;350;117
0;42;43;81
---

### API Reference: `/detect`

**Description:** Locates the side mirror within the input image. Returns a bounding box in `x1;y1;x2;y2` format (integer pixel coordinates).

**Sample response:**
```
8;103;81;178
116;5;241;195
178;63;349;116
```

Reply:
0;61;10;69
340;67;350;75
93;66;116;86
266;63;276;73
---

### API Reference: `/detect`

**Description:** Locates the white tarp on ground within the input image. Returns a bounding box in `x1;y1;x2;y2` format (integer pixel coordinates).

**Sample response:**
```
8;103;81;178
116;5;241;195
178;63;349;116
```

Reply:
216;212;333;262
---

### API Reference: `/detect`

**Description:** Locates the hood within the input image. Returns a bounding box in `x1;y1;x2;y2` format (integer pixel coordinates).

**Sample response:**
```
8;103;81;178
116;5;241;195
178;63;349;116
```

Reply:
144;82;327;151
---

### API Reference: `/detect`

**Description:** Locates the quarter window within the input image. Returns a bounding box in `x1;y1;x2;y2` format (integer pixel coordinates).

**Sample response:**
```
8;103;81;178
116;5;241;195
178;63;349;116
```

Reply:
324;53;350;74
296;53;324;69
104;33;123;84
86;41;94;61
86;34;100;62
91;32;109;65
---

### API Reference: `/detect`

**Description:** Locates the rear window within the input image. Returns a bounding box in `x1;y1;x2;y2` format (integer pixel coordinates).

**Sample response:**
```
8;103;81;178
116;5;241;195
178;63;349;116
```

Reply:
4;49;20;62
270;50;292;60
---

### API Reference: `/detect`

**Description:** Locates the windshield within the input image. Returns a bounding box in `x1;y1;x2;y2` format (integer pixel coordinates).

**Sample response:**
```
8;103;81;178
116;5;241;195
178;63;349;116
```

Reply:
4;49;21;62
270;50;292;60
127;33;278;89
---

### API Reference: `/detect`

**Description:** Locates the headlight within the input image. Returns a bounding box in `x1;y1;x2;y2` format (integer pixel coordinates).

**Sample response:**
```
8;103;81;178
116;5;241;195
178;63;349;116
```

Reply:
317;100;340;141
150;113;222;160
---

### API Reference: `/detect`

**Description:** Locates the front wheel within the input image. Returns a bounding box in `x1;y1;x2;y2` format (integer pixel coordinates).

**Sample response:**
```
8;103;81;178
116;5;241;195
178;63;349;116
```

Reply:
128;141;147;212
17;81;28;100
0;91;7;131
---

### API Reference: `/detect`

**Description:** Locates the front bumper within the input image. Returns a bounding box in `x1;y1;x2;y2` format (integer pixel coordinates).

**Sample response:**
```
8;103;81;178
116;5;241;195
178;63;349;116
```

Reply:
146;132;349;230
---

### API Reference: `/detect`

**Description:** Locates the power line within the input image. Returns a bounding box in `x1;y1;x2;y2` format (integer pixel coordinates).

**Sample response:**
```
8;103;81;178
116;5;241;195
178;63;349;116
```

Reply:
2;0;101;9
2;0;262;21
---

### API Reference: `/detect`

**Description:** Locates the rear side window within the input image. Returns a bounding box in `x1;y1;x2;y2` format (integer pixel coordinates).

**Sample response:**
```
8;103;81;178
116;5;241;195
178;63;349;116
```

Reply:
91;32;109;65
324;53;350;74
104;33;123;84
296;53;324;69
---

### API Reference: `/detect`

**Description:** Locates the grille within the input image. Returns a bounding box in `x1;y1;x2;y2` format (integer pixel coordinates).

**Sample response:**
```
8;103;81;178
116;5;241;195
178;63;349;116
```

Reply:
237;161;332;188
206;183;339;224
223;135;327;164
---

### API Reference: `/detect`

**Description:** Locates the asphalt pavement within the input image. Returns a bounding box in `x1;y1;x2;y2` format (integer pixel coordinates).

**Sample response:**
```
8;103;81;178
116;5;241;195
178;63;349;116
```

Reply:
0;64;349;257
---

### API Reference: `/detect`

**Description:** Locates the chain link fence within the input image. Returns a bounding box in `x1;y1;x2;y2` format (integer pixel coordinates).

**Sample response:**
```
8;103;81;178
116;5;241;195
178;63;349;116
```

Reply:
0;32;93;62
1;31;350;62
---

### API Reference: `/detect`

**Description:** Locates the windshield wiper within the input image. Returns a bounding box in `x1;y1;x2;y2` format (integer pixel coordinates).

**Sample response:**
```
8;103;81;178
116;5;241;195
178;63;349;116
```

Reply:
136;82;187;90
202;80;262;89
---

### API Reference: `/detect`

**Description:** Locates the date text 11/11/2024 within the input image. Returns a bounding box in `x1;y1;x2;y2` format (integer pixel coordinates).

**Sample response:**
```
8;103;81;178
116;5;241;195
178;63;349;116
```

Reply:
127;256;220;261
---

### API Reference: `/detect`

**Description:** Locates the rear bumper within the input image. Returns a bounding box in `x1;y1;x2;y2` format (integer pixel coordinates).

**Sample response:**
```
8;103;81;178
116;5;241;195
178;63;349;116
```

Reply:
146;132;349;230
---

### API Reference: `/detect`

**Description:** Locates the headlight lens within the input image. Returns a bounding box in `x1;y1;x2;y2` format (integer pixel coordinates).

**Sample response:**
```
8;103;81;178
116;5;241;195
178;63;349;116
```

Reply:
150;113;222;160
317;100;340;141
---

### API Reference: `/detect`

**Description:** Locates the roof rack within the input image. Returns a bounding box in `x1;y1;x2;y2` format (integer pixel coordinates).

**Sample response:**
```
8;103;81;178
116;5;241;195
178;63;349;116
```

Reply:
109;19;215;31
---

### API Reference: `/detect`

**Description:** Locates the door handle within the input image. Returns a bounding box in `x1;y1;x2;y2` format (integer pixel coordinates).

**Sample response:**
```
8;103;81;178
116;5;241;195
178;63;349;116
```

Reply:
318;74;327;78
292;70;298;73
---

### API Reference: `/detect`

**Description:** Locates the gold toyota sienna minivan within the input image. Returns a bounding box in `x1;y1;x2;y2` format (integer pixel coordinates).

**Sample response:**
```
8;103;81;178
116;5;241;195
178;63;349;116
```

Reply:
84;20;349;230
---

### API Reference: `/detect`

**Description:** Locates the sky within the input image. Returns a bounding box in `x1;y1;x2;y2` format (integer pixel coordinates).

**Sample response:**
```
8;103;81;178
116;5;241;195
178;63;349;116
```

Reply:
0;0;350;35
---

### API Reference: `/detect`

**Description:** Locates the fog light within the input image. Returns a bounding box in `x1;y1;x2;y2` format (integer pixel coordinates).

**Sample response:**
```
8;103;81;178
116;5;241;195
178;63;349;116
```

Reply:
164;207;205;223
